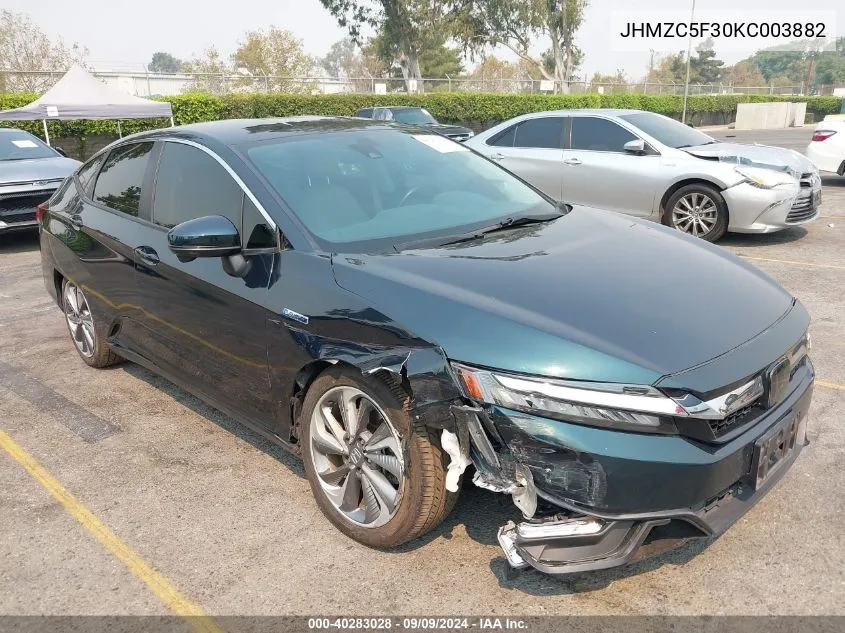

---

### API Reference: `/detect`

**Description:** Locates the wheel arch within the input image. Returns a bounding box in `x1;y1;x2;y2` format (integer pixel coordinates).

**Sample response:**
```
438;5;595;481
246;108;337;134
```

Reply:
659;178;728;222
286;348;462;445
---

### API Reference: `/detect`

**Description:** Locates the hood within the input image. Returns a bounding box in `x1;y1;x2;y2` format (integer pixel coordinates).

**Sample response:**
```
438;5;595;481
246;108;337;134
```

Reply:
425;123;474;136
331;209;793;386
0;156;80;186
683;142;816;178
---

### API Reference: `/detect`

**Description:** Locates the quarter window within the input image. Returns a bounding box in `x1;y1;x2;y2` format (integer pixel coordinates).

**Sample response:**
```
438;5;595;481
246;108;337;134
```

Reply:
570;117;638;152
514;117;565;149
487;125;516;147
153;142;242;230
76;155;105;192
242;196;276;249
93;142;155;216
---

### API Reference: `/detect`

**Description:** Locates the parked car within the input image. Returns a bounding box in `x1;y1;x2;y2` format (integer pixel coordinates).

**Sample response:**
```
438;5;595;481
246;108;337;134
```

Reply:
40;117;813;575
464;109;821;241
0;128;79;235
355;106;474;142
806;115;845;176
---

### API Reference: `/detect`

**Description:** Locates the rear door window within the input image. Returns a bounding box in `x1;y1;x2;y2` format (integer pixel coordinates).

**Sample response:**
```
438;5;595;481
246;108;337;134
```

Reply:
514;117;565;149
92;142;155;217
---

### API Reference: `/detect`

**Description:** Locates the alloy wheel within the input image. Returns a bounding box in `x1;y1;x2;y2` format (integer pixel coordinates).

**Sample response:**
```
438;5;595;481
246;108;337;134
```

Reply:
63;282;95;358
309;386;404;528
671;192;718;238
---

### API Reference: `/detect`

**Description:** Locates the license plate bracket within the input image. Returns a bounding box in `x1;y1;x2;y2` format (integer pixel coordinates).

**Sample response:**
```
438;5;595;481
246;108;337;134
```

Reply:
750;414;801;490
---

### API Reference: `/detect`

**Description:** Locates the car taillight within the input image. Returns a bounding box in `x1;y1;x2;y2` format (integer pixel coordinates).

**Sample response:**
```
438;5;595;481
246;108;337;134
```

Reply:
35;201;49;224
811;130;836;142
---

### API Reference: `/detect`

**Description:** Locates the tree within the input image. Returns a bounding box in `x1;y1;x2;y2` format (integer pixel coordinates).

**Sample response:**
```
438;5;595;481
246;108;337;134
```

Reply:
368;30;463;80
321;38;361;77
0;10;88;92
452;0;589;92
181;47;230;93
815;55;845;86
691;38;724;84
148;52;183;73
231;26;315;91
726;60;766;88
317;0;451;90
587;69;627;93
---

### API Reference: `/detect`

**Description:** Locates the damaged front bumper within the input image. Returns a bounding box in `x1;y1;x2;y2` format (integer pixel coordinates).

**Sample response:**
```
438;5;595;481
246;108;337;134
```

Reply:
449;365;814;575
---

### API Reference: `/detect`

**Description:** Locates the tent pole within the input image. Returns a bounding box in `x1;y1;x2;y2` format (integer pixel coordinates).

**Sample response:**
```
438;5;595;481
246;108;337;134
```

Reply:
170;116;175;127
42;120;51;146
117;120;122;138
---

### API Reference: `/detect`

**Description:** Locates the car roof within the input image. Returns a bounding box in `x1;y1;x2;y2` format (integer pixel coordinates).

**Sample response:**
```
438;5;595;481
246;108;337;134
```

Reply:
127;116;402;146
521;108;650;117
0;128;38;136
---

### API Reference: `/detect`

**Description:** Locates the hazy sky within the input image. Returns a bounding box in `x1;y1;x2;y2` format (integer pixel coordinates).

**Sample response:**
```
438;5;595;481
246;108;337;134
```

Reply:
5;0;843;78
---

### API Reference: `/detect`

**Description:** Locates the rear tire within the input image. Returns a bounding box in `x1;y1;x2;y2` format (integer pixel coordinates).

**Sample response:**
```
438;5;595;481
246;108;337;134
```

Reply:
301;366;458;548
663;183;728;242
61;279;122;368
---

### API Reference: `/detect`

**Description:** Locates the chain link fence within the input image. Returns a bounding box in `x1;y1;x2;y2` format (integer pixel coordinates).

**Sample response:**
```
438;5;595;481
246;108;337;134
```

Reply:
0;69;806;97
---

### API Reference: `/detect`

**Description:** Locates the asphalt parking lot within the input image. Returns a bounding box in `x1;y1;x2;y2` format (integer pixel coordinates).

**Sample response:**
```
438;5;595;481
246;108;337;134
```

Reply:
1;126;844;619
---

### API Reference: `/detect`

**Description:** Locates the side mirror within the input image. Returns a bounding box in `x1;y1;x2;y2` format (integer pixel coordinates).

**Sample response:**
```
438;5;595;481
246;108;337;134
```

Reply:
54;147;68;157
167;215;241;259
623;139;646;154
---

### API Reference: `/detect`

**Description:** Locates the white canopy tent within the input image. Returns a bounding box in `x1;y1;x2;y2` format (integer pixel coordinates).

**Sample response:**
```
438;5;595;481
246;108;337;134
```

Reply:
0;65;173;145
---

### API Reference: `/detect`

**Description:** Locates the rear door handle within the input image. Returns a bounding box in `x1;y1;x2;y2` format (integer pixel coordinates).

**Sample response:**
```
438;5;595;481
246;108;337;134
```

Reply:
563;158;582;166
489;152;505;161
134;246;160;266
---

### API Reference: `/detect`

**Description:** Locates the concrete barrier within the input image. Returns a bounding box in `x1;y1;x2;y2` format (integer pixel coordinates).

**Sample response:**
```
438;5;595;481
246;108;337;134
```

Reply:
735;102;806;130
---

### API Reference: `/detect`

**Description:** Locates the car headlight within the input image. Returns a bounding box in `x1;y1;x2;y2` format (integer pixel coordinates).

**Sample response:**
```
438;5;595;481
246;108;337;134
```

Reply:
735;166;796;189
451;363;683;433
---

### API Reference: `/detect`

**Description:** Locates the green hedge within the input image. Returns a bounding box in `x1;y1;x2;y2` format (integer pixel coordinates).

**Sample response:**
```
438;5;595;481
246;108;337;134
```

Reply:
2;91;842;143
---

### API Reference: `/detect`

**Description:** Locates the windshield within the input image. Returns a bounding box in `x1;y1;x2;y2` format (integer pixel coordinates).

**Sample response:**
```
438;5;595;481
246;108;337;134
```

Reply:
0;131;58;161
390;109;437;125
618;112;715;149
246;128;554;252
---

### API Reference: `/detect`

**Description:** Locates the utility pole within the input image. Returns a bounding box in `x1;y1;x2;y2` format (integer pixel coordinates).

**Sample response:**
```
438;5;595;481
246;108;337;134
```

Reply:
681;0;696;124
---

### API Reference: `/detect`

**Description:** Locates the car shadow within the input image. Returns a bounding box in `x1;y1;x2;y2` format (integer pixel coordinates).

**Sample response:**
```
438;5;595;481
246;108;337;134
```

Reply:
0;230;40;253
720;226;808;247
120;361;721;592
120;363;305;478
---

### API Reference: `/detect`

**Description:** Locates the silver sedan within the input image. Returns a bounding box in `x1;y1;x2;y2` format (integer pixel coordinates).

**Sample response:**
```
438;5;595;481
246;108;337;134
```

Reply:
464;109;821;241
0;128;80;234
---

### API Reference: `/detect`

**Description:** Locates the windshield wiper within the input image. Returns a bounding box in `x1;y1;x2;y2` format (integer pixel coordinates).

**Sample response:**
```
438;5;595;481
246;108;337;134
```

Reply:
437;213;563;247
676;140;717;149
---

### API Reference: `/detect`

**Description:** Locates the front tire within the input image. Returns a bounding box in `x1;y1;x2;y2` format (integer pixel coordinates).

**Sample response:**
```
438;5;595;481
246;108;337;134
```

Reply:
301;367;458;548
663;184;728;242
61;279;121;368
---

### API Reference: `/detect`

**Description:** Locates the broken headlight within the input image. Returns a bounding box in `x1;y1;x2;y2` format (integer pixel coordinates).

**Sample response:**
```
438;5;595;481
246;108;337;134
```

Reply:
451;363;682;433
735;166;796;189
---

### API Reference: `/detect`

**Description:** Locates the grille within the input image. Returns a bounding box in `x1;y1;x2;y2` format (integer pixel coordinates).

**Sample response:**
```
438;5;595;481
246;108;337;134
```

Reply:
708;403;764;437
786;174;819;223
0;190;55;223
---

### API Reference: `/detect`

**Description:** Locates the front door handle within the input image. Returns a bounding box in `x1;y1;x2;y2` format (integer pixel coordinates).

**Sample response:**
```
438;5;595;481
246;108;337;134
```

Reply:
134;246;160;266
489;152;505;161
69;213;83;230
563;158;582;166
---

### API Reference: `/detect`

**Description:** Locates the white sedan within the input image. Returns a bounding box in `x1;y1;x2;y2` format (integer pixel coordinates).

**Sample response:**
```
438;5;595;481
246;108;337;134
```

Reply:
806;115;845;176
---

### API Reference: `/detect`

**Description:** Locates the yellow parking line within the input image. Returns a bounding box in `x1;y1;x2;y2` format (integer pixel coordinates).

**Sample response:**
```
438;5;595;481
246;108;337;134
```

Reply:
739;255;845;270
0;429;223;633
817;380;845;391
